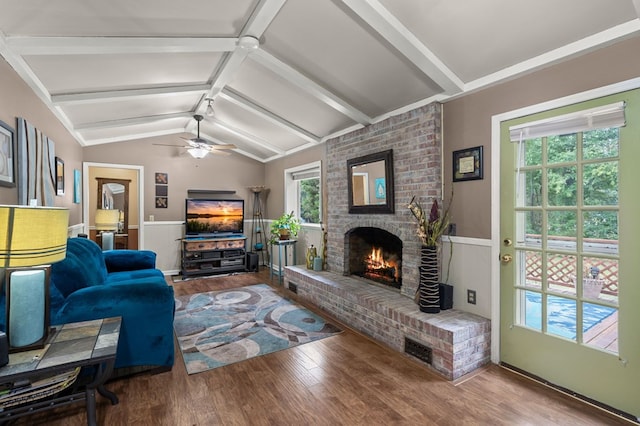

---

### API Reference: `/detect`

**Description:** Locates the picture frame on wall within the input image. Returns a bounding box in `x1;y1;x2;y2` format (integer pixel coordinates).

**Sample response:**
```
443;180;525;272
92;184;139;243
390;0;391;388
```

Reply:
453;146;483;182
0;120;16;187
55;157;65;195
73;169;81;204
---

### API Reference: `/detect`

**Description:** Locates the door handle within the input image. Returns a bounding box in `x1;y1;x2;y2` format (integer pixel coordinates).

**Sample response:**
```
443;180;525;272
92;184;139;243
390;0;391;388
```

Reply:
500;254;513;264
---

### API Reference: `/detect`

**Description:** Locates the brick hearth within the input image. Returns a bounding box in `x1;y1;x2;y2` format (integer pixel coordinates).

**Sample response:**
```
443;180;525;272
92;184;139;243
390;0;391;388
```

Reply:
302;101;491;379
285;267;491;380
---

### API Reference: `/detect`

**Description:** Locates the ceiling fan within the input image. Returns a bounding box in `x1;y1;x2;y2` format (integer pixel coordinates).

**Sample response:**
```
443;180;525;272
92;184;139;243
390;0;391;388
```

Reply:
153;114;236;158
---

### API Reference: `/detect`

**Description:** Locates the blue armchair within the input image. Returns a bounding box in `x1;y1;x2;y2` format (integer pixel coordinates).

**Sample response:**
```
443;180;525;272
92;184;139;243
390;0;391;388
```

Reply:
1;237;175;370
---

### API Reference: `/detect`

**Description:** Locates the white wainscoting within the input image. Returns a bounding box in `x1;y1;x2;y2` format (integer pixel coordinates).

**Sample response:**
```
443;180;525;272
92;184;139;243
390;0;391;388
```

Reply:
442;236;492;319
68;223;85;237
143;221;183;275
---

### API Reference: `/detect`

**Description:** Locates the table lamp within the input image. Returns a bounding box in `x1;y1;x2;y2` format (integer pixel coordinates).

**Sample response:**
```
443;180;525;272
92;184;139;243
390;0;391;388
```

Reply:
0;205;69;352
95;209;119;250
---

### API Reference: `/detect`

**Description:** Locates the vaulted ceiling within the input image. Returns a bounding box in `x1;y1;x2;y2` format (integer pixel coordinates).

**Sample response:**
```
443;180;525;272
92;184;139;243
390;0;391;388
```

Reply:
1;0;639;162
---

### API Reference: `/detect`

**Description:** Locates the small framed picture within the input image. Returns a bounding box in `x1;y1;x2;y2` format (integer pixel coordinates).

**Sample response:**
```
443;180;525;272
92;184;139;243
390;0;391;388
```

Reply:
155;172;168;184
453;146;483;182
73;169;81;204
155;196;168;208
0;120;15;187
55;157;65;195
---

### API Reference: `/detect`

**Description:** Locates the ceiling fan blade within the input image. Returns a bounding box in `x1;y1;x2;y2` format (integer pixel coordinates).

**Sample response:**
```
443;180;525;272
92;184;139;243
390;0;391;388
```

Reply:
206;149;231;156
209;143;236;150
153;143;190;148
180;136;235;150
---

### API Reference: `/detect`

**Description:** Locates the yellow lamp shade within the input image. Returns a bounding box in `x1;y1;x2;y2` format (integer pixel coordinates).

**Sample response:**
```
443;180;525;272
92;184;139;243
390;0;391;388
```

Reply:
0;205;69;268
95;209;120;231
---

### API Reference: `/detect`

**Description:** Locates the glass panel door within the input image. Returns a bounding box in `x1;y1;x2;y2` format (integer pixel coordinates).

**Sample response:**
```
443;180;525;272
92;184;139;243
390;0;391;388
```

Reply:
500;90;640;419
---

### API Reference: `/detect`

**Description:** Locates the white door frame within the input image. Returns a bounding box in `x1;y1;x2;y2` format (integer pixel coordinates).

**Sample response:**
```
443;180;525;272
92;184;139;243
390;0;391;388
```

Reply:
82;162;145;249
489;76;640;363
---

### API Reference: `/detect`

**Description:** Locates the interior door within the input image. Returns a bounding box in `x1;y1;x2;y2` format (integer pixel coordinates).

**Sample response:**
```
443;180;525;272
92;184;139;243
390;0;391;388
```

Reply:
499;90;640;418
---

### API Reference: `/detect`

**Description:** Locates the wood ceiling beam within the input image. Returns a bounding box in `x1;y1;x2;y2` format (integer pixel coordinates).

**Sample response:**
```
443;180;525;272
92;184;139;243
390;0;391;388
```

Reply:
74;112;192;131
340;0;464;95
220;88;320;144
5;36;237;55
51;84;210;105
252;49;372;125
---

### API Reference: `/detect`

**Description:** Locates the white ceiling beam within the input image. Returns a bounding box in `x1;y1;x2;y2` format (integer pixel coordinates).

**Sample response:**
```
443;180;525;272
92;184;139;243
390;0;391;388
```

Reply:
241;0;288;37
252;49;372;125
74;112;192;131
52;84;210;105
81;128;186;146
196;0;286;115
220;88;320;144
340;0;464;95
6;36;237;55
0;34;88;145
203;37;259;103
210;118;285;155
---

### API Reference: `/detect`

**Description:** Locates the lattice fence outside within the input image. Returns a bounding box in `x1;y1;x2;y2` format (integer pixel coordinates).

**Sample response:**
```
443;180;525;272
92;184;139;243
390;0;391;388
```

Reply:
525;252;618;295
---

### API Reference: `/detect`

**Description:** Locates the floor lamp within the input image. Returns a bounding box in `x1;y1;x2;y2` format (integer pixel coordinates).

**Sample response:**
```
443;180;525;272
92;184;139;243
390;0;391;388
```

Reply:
95;209;119;251
0;205;69;352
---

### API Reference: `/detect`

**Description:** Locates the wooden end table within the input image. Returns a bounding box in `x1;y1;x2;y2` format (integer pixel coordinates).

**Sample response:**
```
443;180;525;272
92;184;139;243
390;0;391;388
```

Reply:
0;317;121;426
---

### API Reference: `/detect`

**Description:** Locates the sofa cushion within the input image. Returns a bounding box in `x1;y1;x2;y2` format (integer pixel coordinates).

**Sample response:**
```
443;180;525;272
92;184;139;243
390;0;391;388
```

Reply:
51;238;109;297
104;249;157;272
106;268;165;283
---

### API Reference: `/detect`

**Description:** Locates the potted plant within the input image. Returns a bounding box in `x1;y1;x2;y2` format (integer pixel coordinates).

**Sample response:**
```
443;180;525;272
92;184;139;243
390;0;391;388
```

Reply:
408;195;452;313
269;211;301;244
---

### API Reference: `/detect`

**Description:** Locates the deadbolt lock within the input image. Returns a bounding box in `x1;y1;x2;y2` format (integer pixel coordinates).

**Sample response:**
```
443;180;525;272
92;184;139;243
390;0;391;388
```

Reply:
503;238;512;246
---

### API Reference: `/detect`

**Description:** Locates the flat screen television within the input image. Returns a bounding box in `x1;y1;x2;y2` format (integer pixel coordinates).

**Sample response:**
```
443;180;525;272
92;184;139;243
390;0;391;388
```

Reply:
185;198;244;237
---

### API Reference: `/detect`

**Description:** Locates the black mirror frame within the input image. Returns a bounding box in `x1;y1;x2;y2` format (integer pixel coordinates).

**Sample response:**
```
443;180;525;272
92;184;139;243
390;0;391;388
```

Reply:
347;149;394;214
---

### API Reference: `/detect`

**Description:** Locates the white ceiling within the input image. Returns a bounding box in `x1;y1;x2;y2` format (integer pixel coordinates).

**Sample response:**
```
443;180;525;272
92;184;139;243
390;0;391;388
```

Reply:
1;0;639;162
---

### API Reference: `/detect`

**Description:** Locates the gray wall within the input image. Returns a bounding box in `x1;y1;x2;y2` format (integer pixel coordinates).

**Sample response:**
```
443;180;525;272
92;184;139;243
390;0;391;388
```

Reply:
0;57;84;224
443;35;640;239
263;144;326;220
83;135;266;222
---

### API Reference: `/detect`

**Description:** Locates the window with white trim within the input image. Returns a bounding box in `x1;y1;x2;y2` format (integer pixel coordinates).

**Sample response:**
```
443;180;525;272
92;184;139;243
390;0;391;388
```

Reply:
284;161;321;224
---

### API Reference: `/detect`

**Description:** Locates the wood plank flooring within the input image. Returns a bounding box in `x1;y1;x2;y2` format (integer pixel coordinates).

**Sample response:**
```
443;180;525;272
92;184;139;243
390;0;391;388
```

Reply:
17;270;632;425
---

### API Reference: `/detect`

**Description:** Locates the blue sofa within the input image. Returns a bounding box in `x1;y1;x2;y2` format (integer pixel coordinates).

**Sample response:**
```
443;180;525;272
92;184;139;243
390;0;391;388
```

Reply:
0;237;175;370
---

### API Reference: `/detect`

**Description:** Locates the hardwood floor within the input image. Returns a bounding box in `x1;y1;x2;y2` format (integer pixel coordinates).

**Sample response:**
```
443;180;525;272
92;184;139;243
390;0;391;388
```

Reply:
18;270;632;425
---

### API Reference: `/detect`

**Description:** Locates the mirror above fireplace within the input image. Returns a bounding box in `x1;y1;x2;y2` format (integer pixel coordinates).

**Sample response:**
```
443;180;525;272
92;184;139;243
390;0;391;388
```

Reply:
347;149;394;214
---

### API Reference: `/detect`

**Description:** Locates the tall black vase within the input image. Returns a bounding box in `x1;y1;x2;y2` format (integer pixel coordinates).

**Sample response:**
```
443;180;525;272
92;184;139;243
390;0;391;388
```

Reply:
419;245;440;313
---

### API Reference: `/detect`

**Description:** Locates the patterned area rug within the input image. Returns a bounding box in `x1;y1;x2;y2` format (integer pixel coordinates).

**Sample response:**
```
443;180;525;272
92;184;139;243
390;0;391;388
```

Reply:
174;284;342;374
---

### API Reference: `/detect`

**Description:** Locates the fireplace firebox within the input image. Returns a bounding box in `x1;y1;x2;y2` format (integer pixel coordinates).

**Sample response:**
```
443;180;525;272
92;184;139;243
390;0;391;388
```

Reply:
346;227;402;289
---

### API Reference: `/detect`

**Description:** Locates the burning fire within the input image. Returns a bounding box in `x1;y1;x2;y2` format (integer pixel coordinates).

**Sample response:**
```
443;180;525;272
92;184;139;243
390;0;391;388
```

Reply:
365;247;399;281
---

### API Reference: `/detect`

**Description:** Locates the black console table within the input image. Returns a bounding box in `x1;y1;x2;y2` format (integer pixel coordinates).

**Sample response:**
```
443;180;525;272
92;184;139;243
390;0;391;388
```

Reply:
0;317;121;426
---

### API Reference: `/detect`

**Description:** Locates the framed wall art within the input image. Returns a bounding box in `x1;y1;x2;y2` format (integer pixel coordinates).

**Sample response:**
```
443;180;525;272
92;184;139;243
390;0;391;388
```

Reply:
55;157;65;195
0;121;16;187
453;145;483;182
73;169;81;203
0;120;15;187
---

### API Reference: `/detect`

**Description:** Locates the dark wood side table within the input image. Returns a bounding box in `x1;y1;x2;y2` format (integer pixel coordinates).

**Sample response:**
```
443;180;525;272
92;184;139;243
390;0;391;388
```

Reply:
0;317;121;426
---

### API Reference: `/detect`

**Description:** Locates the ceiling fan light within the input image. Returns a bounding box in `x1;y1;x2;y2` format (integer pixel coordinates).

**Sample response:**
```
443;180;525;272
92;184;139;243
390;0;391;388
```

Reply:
205;98;215;117
188;147;208;159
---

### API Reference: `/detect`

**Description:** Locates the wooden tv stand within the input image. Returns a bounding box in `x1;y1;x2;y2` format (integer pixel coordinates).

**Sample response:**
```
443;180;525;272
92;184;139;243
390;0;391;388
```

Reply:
181;235;246;278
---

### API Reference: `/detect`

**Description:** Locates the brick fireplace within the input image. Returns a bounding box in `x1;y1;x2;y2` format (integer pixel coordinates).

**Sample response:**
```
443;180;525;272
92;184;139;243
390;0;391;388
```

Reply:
325;102;443;296
284;102;491;380
346;227;402;289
